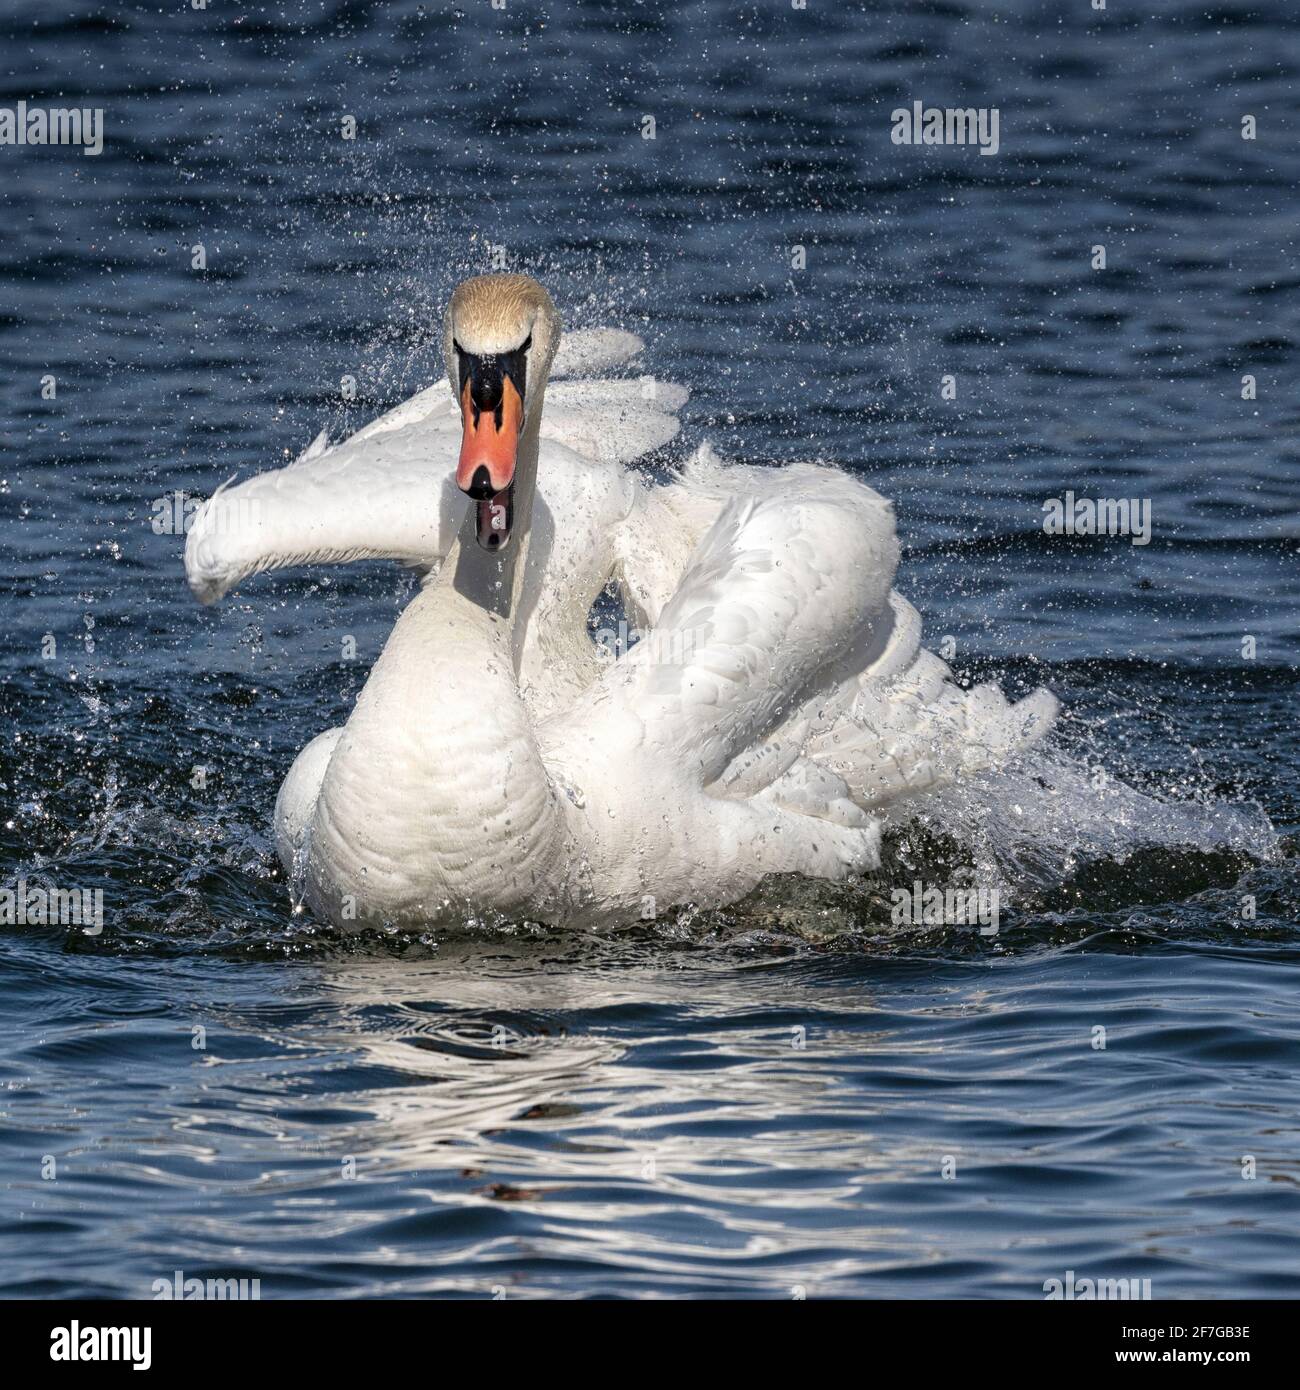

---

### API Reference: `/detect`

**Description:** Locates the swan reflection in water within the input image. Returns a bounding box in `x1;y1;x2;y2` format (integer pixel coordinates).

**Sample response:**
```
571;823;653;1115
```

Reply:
193;938;933;1297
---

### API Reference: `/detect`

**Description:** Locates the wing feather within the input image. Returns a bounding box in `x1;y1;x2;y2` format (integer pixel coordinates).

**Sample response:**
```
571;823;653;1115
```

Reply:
184;326;687;604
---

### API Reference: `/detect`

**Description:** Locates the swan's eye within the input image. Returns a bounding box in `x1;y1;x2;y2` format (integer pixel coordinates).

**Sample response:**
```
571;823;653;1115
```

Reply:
519;333;532;352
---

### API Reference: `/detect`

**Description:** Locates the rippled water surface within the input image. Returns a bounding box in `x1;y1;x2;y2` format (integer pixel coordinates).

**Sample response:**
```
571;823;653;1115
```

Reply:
2;0;1299;1298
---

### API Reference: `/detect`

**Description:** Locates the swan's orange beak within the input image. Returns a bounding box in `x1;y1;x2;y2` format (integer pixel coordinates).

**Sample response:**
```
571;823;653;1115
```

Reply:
453;338;529;551
457;373;522;551
456;374;522;499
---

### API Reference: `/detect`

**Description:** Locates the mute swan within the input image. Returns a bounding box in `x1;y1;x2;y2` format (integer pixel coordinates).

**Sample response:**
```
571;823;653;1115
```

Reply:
185;274;1057;929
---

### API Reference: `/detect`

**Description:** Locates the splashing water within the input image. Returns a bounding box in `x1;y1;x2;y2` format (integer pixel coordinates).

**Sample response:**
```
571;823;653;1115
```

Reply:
888;743;1277;896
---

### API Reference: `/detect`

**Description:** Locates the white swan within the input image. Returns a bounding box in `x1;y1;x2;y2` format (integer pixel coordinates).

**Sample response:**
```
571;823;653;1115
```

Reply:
185;274;1057;929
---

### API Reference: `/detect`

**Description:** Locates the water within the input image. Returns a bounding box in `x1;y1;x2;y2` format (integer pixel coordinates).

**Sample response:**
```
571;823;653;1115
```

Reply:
2;0;1298;1298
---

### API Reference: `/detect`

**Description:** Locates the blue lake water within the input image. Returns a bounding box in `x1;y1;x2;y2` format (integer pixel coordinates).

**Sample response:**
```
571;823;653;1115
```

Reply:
1;0;1298;1298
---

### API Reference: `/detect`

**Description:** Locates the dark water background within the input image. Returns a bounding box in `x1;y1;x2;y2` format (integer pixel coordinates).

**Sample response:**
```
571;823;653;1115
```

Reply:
2;0;1298;1298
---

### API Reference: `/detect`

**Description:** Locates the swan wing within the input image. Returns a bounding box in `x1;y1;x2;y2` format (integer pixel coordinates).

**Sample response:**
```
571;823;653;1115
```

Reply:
613;446;815;627
562;464;898;784
184;329;686;605
593;455;1058;826
799;621;1059;809
549;327;645;378
184;420;465;605
540;379;688;466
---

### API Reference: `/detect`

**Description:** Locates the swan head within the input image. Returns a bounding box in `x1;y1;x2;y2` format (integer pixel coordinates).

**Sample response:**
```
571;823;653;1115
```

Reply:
444;274;560;551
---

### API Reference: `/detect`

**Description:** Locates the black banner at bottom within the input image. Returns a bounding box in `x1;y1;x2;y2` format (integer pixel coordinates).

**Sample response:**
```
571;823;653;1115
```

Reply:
0;1297;1284;1376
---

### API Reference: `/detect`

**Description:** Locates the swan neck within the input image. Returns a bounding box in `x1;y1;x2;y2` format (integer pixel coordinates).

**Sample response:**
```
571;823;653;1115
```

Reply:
449;383;546;635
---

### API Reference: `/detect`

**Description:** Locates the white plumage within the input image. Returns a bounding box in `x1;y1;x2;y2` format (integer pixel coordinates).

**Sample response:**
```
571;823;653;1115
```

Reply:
185;286;1056;930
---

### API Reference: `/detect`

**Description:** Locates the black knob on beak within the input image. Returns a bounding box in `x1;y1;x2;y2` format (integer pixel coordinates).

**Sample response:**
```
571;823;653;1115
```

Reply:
464;465;495;500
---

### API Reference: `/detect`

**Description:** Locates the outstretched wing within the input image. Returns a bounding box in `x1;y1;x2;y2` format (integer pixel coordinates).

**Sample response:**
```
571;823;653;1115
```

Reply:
184;419;464;605
184;329;687;605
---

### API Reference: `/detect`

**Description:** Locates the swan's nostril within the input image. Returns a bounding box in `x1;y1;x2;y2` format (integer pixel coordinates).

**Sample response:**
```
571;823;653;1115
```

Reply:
464;465;495;500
